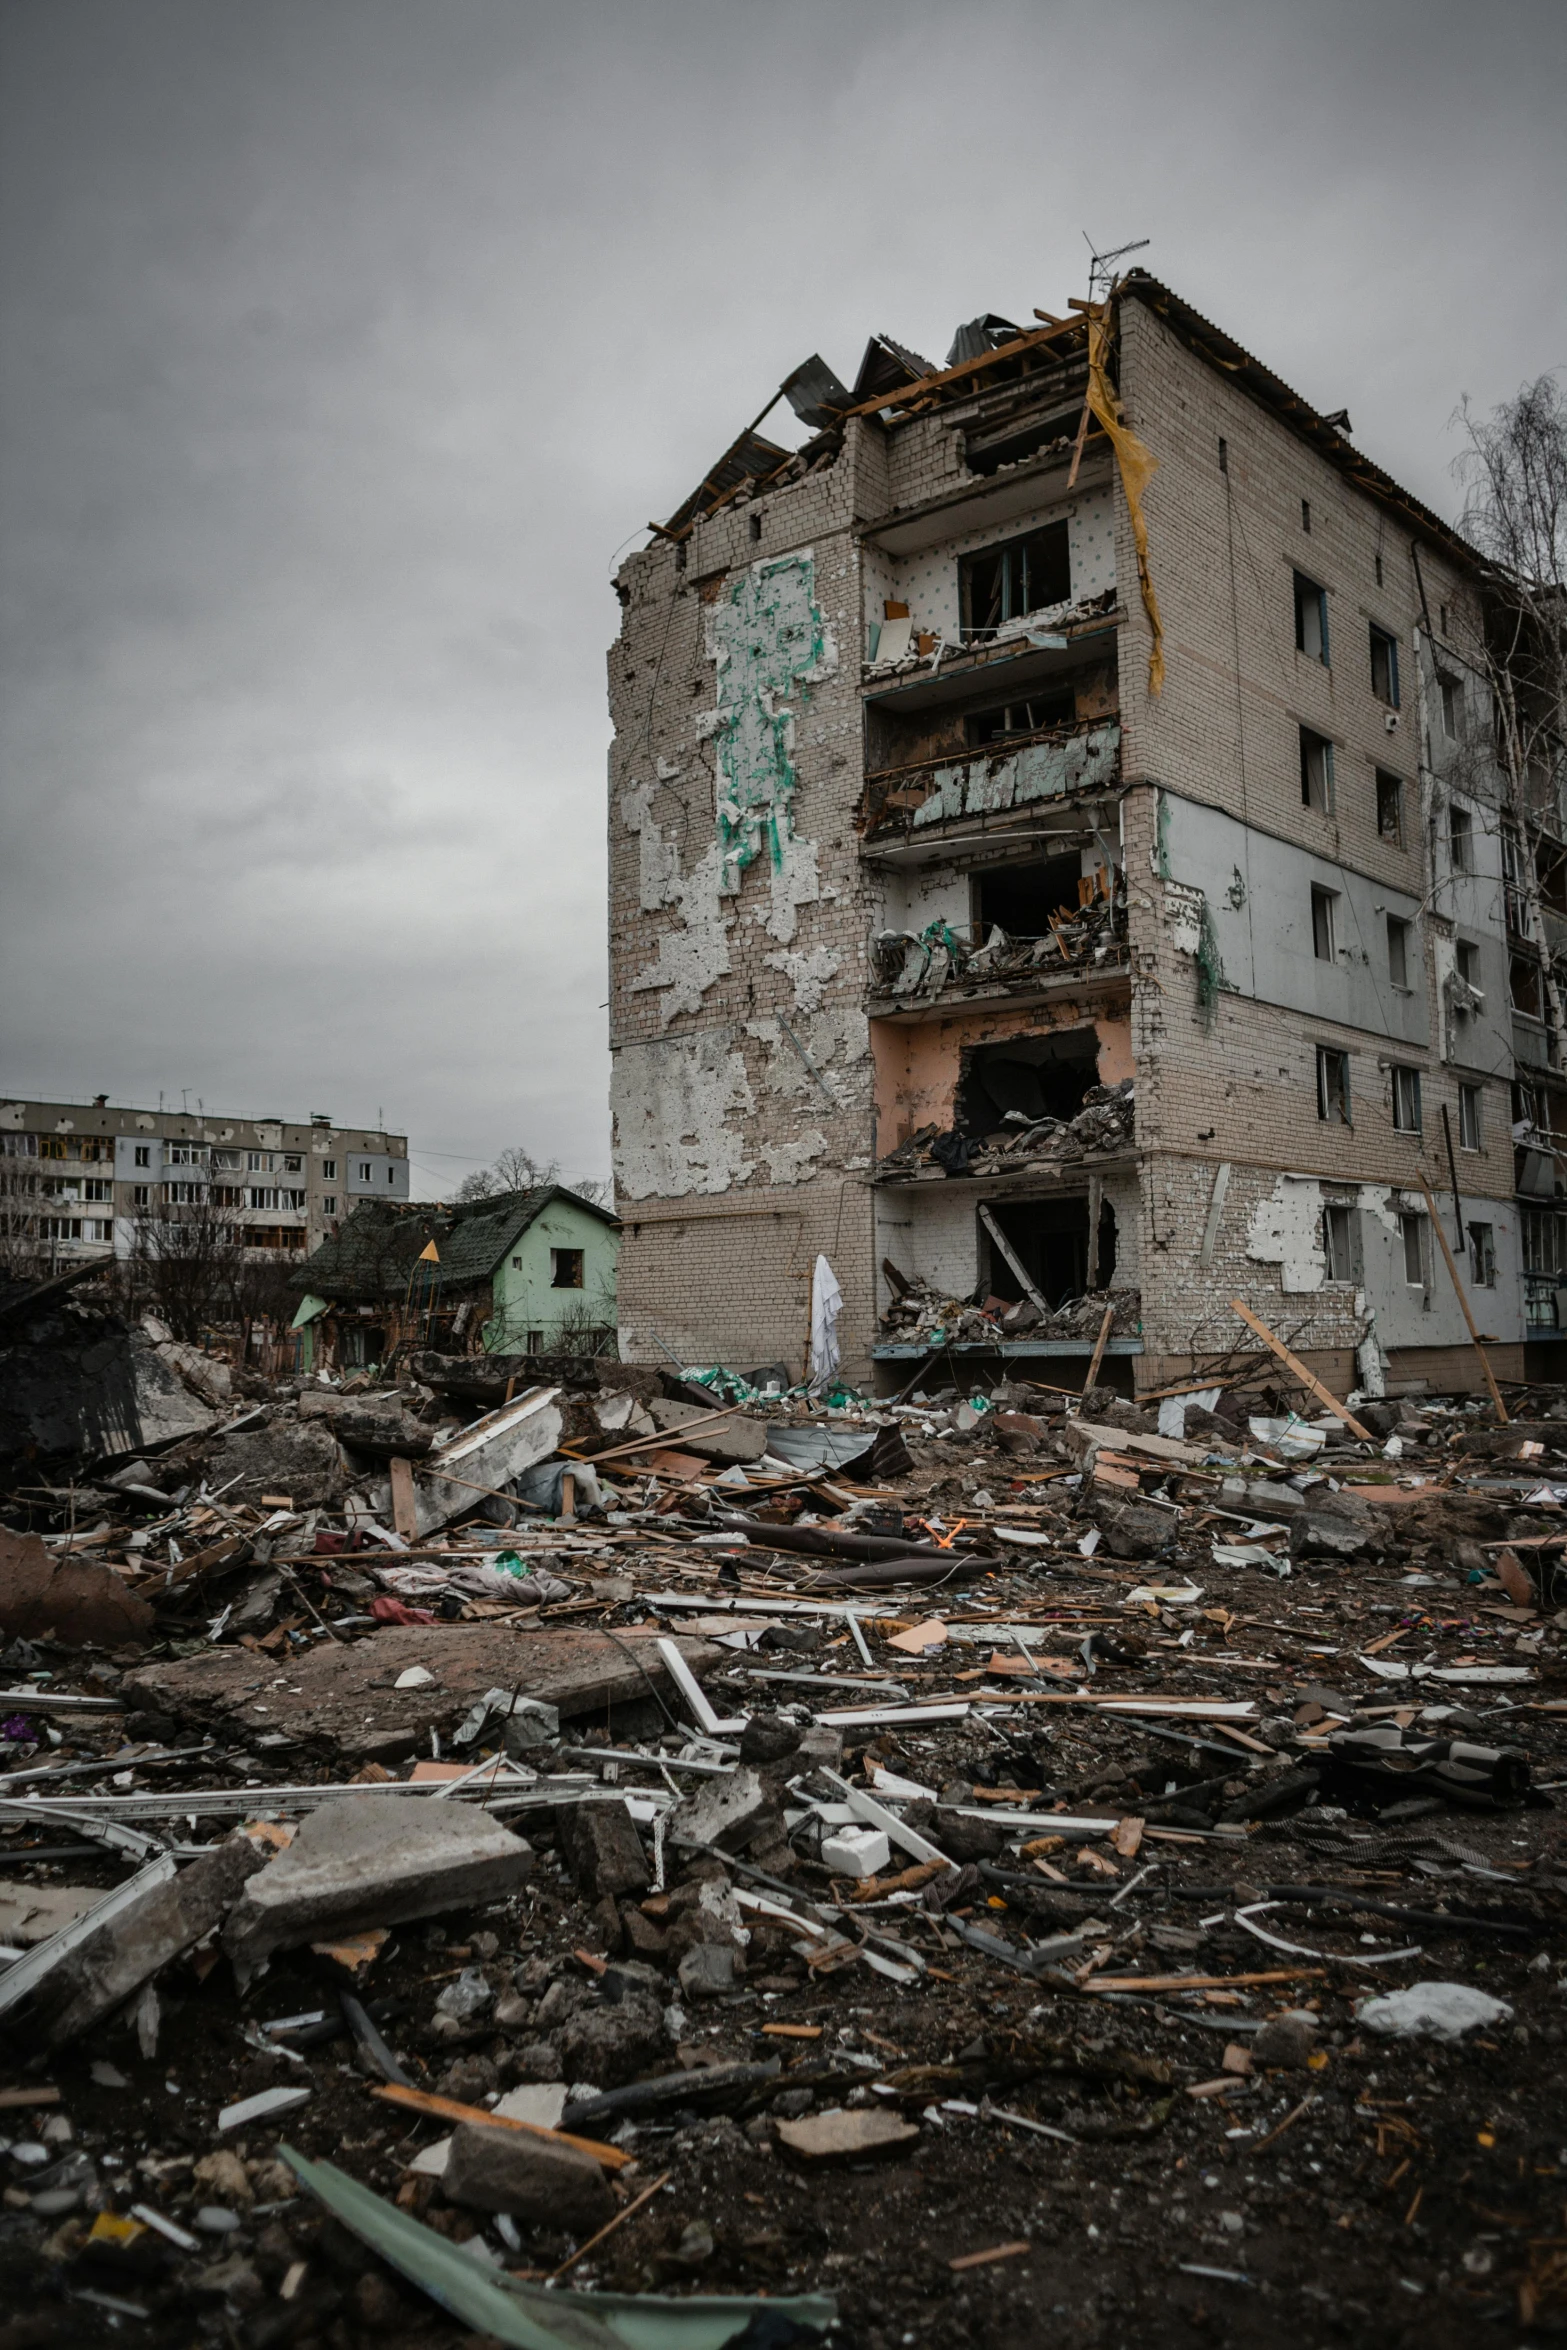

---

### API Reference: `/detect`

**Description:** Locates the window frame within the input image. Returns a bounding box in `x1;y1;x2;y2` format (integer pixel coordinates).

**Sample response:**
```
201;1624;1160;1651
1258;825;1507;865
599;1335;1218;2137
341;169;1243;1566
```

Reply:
1375;768;1404;847
1391;1064;1423;1134
550;1246;586;1291
1310;884;1338;963
1448;803;1474;873
1466;1220;1497;1288
1400;1211;1426;1286
1316;1045;1351;1125
1369;622;1400;707
1457;1083;1483;1150
1386;913;1411;990
1322;1202;1357;1283
1293;571;1330;664
958;520;1072;638
1300;726;1335;813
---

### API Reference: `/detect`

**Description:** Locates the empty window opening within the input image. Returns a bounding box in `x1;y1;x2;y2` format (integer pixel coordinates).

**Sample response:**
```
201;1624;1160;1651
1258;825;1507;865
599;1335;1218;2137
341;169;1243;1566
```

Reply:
1511;954;1544;1020
1455;939;1481;989
1439;671;1462;738
1369;624;1400;706
1440;602;1450;636
1458;1082;1483;1151
975;849;1090;939
1391;1064;1422;1133
550;1247;585;1289
965;687;1077;748
1386;914;1411;989
1467;1220;1497;1287
1300;727;1334;812
1294;572;1329;663
1317;1046;1351;1125
358;1161;372;1182
1375;552;1384;587
1310;885;1338;962
1376;769;1404;846
1218;436;1228;474
322;1195;337;1216
1538;839;1567;915
960;521;1071;637
1322;1203;1357;1282
1448;804;1474;873
1400;1211;1426;1285
134;1145;150;1168
748;511;763;542
321;1158;337;1179
1301;498;1312;534
983;1194;1116;1312
958;1031;1101;1136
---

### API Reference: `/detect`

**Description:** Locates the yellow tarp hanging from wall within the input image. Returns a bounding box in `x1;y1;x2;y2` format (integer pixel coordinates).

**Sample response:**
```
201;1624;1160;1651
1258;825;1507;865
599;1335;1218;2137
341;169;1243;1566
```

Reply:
1086;302;1164;698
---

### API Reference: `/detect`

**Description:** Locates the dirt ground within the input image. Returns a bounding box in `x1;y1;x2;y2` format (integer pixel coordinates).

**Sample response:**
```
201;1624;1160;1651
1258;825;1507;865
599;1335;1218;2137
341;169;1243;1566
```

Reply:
1;1365;1564;2348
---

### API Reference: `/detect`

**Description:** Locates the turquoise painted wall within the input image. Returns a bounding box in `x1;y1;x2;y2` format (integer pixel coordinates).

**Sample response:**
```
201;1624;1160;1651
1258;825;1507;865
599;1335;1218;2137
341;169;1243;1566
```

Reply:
485;1199;618;1353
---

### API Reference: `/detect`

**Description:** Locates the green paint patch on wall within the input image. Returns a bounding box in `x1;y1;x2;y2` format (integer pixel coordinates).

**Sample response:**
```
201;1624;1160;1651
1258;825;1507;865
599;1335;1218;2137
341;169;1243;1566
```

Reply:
709;553;829;893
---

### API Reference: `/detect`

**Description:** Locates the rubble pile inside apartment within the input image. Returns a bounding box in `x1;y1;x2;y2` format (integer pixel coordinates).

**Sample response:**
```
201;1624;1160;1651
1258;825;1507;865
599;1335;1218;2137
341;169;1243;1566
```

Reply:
870;871;1127;1008
0;1271;1565;2347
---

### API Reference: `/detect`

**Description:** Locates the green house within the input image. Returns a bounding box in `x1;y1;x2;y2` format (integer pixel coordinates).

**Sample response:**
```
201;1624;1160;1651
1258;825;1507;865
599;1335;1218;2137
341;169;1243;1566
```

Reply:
292;1185;619;1367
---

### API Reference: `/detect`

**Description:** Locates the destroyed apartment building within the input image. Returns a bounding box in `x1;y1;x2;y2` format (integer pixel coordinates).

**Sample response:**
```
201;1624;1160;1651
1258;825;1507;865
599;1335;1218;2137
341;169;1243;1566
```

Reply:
607;276;1567;1397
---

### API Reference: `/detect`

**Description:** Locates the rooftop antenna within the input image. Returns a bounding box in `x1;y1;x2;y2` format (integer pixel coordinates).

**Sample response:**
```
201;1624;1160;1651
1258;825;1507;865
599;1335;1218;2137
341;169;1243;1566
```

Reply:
1082;232;1150;304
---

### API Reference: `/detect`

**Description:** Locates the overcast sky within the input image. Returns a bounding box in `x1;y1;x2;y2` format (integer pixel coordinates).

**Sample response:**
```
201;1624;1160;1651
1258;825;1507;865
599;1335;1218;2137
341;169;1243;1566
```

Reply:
2;0;1563;1197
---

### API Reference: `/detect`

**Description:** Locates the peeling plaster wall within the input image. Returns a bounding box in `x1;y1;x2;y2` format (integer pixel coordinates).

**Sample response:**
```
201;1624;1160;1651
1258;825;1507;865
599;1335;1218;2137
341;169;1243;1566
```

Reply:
610;1032;756;1201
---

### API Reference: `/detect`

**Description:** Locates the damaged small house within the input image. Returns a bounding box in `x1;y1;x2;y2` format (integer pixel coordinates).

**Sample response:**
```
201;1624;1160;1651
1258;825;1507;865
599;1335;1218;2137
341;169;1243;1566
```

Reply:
608;276;1564;1398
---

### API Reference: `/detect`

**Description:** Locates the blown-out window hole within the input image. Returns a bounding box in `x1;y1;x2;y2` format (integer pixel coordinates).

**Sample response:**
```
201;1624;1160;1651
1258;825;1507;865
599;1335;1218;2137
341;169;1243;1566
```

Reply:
958;1030;1101;1133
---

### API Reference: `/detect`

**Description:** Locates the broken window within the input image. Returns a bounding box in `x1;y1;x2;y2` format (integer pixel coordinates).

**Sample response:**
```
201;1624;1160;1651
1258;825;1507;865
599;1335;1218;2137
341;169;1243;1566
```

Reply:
1400;1211;1426;1285
1458;1083;1483;1150
213;1186;242;1207
1391;1064;1423;1133
1439;671;1462;738
321;1158;337;1179
1537;839;1567;915
1386;914;1411;989
358;1162;372;1182
959;521;1070;638
322;1195;337;1216
1317;1046;1351;1124
1467;1220;1497;1287
1376;770;1404;846
974;849;1090;939
1455;938;1481;989
1300;727;1334;813
132;1184;149;1208
133;1145;150;1168
965;688;1077;748
1448;804;1473;873
1522;1208;1566;1276
959;1031;1101;1134
1310;885;1338;962
1294;572;1329;664
551;1247;585;1289
1369;623;1400;707
1322;1203;1356;1282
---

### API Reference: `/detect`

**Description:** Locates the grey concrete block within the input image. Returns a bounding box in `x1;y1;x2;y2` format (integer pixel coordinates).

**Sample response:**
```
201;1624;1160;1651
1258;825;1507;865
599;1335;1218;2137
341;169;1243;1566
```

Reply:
442;2121;614;2232
557;1800;649;1899
45;1833;266;2044
223;1796;532;1976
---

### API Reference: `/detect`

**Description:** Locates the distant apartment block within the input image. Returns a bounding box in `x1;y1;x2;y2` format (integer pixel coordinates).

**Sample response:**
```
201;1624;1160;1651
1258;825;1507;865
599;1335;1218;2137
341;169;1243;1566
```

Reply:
0;1096;409;1264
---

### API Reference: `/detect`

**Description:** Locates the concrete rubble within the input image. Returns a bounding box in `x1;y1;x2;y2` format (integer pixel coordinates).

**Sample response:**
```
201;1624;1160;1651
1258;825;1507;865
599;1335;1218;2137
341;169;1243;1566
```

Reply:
0;1330;1563;2348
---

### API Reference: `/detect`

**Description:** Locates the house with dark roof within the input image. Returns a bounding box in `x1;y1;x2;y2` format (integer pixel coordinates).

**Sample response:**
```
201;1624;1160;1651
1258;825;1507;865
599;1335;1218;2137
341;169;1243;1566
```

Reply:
292;1186;618;1371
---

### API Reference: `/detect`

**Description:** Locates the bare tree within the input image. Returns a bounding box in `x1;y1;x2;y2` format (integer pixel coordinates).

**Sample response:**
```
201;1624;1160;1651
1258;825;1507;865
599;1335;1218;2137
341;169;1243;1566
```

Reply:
129;1197;245;1341
0;1152;47;1282
456;1147;613;1208
1450;372;1567;1062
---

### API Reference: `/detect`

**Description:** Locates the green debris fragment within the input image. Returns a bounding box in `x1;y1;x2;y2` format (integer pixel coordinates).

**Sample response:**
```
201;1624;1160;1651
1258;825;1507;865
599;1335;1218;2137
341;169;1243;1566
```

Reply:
279;2147;836;2350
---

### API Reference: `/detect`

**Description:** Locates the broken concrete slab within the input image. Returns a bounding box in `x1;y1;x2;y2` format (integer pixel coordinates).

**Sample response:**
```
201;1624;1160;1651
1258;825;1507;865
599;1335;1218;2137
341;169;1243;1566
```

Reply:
0;1527;156;1648
359;1387;565;1538
775;2108;920;2160
122;1624;724;1763
209;1419;348;1509
224;1795;533;1976
40;1833;266;2045
442;2120;615;2232
648;1396;768;1465
665;1767;770;1855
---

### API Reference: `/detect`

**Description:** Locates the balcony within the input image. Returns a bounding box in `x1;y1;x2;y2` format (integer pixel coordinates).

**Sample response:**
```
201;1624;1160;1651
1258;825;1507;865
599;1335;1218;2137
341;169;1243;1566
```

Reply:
870;877;1129;1019
860;716;1121;845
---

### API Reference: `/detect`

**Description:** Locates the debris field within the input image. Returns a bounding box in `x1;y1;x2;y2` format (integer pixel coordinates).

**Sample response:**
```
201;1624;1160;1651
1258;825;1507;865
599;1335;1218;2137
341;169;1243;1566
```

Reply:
0;1322;1565;2349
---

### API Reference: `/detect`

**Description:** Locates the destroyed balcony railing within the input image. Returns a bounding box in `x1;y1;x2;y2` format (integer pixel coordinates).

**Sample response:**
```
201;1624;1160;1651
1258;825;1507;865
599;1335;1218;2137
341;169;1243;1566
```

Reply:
859;715;1121;841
